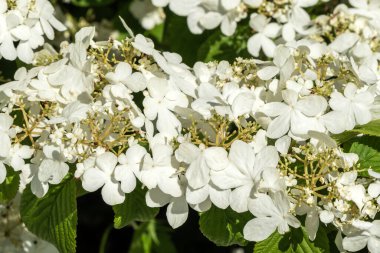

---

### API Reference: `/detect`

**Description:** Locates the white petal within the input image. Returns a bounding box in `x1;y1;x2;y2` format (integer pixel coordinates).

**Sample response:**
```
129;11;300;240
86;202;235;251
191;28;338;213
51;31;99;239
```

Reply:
101;180;125;205
342;235;369;252
330;33;359;53
166;197;189;229
230;185;252;213
82;168;106;192
0;163;6;184
257;66;279;80
146;187;171;207
186;185;209;205
243;217;278;242
204;147;229;171
96;152;118;175
209;184;230;209
0;133;11;158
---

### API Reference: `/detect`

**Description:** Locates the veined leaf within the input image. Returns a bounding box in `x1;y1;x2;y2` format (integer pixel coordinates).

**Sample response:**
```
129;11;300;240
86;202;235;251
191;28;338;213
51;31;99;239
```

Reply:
20;178;77;253
199;206;252;247
113;185;159;229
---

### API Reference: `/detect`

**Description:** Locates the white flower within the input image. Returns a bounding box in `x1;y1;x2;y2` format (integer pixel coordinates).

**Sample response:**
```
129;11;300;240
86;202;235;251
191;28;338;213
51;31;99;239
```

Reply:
256;46;295;81
243;192;300;242
82;152;125;205
262;89;327;139
143;77;188;137
140;144;182;197
29;0;66;40
211;141;279;213
146;186;189;229
247;14;281;57
186;182;230;210
175;142;229;189
114;144;147;194
343;220;380;253
323;83;374;134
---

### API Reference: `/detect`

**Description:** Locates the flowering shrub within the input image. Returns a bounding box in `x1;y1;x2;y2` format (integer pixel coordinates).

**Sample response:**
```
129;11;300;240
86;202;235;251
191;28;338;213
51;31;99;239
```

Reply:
1;0;380;252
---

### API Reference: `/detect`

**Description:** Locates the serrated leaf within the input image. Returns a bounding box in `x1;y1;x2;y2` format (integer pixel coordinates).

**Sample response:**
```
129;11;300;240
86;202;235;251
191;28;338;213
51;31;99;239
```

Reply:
199;206;252;247
113;185;159;229
20;178;77;253
348;137;380;176
0;168;20;204
254;226;329;253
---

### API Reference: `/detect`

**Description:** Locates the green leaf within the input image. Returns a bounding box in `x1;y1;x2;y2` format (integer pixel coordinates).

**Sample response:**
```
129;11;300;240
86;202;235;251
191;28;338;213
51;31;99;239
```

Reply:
333;120;380;144
197;23;251;62
0;168;20;204
254;226;330;253
351;120;380;137
162;14;211;65
199;206;252;247
129;220;176;253
347;136;380;176
20;178;77;253
113;185;159;229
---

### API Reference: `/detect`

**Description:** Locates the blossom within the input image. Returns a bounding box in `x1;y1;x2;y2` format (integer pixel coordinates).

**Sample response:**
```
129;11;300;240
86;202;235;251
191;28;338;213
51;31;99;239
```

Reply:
175;142;229;190
82;152;125;205
243;192;300;241
211;141;280;213
247;14;281;57
262;89;327;139
323;83;374;134
343;220;380;253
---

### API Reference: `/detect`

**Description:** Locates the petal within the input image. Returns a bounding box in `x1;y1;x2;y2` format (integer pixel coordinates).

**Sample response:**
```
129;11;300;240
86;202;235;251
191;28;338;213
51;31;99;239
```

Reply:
146;187;171;207
186;185;209;205
342;235;369;252
0;162;6;184
329;33;359;53
0;133;11;158
247;34;262;57
243;217;278;242
186;157;210;189
229;140;255;175
257;66;280;80
82;168;106;192
209;183;230;209
266;114;290;139
296;95;327;116
204;147;229;171
229;185;252;213
175;142;201;164
166;196;189;229
101;180;125;205
96;152;118;174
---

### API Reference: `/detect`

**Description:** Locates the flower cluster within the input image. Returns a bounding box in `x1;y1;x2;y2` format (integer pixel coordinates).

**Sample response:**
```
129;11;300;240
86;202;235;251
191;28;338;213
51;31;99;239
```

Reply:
1;3;380;248
0;0;65;63
133;0;380;60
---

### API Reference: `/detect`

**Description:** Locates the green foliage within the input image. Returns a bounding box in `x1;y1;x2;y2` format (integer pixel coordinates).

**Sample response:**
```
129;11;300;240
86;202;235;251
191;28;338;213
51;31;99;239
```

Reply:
129;220;176;253
113;185;159;229
20;178;77;253
346;136;380;176
199;206;252;247
254;226;330;253
197;23;251;62
0;168;20;204
333;120;380;144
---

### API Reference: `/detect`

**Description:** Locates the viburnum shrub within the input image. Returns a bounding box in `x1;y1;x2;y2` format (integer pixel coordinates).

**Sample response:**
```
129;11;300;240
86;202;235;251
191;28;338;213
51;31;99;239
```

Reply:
1;0;380;252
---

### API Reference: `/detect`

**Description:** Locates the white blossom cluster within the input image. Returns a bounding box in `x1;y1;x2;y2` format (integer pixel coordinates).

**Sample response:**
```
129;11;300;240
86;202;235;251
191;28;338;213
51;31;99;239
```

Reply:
0;196;58;253
1;6;380;249
0;0;65;63
134;0;380;60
